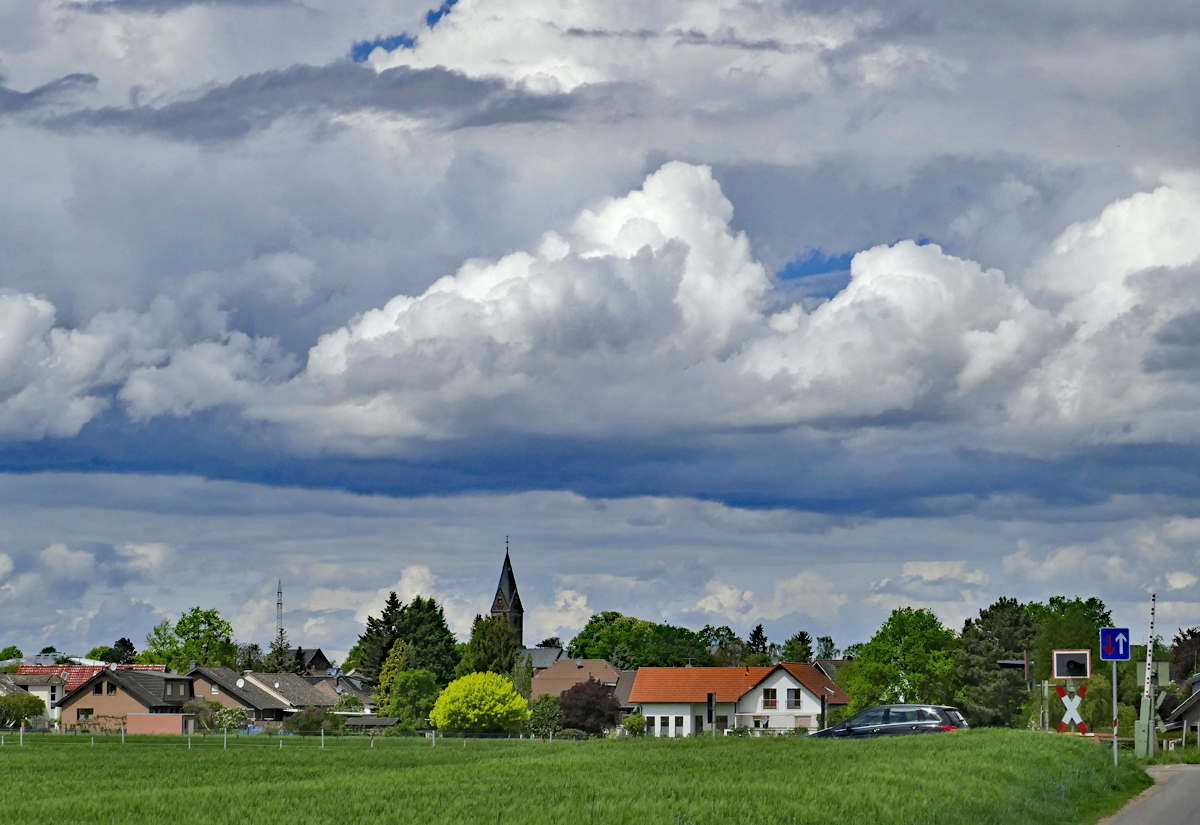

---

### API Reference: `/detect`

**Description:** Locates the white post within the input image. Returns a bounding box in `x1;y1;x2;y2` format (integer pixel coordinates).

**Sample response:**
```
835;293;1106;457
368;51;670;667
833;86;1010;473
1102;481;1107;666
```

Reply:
224;726;228;750
121;726;125;745
188;737;191;750
1112;659;1118;767
19;725;23;747
321;728;325;749
279;739;282;749
432;729;435;747
1143;594;1157;756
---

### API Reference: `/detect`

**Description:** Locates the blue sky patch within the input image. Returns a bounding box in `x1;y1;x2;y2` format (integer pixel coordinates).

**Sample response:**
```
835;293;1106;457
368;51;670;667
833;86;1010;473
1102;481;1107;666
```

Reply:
350;33;417;63
426;0;457;27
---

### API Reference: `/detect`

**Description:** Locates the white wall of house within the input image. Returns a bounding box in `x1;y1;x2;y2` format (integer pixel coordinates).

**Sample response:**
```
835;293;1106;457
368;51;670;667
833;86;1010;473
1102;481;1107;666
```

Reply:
636;702;738;736
734;670;820;731
25;685;61;723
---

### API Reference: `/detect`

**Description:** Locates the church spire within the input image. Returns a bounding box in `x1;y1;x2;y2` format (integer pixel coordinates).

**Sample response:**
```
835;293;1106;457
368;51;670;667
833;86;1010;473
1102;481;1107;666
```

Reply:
491;540;524;647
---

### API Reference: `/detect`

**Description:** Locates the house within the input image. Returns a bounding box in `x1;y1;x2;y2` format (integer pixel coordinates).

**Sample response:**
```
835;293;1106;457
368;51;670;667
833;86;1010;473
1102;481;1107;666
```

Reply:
305;673;376;712
814;659;850;682
188;668;337;721
613;670;638;717
629;663;849;737
530;658;620;701
4;672;66;724
516;647;565;674
56;667;195;734
285;648;335;676
345;716;399;733
18;663;167;692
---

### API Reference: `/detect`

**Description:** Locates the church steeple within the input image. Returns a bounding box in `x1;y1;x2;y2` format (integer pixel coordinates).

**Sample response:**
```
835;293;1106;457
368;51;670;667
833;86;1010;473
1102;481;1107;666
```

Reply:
491;538;523;647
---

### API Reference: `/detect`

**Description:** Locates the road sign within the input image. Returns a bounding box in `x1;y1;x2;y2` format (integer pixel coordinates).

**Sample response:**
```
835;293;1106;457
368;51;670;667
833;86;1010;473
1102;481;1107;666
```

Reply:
1052;649;1092;680
1056;685;1089;734
1100;628;1131;661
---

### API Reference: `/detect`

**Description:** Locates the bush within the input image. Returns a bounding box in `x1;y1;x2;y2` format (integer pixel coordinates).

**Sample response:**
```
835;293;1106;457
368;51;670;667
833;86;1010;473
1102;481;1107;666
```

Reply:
283;707;344;733
623;712;646;736
558;678;620;734
182;699;221;730
527;693;562;737
556;728;589;740
387;669;441;729
214;706;249;730
333;695;365;713
0;694;45;728
430;672;527;732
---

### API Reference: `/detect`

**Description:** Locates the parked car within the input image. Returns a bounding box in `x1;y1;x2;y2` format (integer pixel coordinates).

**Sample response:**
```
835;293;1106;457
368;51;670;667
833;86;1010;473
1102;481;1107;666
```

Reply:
809;704;968;738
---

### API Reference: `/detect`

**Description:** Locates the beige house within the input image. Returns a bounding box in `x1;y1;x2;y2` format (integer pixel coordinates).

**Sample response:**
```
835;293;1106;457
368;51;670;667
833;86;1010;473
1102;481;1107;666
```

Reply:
57;668;194;732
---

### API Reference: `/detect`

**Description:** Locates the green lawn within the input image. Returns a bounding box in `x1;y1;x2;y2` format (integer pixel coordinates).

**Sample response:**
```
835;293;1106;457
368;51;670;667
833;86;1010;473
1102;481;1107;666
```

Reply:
0;729;1150;824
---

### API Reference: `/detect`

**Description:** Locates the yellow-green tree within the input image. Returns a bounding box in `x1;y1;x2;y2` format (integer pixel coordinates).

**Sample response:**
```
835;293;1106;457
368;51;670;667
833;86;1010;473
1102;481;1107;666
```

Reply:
374;640;408;710
429;672;527;732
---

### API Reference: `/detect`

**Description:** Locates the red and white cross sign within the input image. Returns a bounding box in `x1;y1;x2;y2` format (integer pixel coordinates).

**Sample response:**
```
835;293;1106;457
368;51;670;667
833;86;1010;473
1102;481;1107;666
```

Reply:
1056;685;1089;734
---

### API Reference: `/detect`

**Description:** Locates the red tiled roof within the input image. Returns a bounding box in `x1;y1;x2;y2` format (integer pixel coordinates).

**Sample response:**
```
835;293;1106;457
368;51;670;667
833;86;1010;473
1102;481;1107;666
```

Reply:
774;662;850;705
18;664;166;691
530;659;620;700
629;667;775;703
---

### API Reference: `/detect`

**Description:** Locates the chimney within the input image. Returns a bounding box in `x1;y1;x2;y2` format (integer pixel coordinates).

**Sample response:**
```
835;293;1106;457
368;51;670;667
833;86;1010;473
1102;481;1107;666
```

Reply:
189;661;197;673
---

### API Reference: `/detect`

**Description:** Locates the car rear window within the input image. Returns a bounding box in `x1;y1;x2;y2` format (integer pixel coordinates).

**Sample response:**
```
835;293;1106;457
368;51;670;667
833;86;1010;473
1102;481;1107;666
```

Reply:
943;709;968;728
917;708;941;723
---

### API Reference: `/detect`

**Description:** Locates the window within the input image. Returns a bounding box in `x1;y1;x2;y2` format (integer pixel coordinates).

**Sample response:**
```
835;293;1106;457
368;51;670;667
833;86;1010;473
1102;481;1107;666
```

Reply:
49;687;56;701
211;684;220;695
77;709;94;721
695;715;704;733
889;708;919;724
848;707;886;727
646;716;655;734
762;688;776;709
787;689;801;709
166;684;172;696
107;683;117;695
715;715;728;730
660;717;669;737
674;716;683;736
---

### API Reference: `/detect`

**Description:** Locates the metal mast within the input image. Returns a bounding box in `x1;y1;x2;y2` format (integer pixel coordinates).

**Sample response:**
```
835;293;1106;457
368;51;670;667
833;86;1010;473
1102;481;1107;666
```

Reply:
277;580;284;641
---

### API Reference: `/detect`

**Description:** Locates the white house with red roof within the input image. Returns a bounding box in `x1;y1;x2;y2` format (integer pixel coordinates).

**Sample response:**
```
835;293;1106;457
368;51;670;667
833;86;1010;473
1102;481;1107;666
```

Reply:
628;663;849;736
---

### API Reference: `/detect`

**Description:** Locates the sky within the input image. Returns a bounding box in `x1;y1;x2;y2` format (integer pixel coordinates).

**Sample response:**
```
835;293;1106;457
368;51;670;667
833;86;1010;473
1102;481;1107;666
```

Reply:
2;0;1200;663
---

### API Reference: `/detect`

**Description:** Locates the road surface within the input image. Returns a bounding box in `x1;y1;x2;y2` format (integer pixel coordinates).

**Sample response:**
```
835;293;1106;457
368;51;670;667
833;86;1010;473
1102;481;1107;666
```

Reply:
1106;765;1200;825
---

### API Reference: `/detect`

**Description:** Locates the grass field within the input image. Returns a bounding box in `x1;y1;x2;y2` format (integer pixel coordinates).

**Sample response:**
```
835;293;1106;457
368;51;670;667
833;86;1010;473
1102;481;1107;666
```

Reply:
0;729;1151;824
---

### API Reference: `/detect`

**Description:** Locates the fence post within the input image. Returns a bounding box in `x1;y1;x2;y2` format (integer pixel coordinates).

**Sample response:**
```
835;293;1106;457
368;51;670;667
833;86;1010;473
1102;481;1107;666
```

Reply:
224;727;228;750
322;728;325;749
188;737;191;750
122;726;125;745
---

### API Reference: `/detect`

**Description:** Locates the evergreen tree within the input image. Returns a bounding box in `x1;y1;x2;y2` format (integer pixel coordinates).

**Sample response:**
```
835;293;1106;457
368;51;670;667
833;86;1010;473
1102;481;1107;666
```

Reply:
781;631;813;663
357;593;460;685
107;638;137;664
510;653;534;700
1172;627;1200;681
235;643;264;673
455;615;520;677
537;637;563;649
264;626;291;672
746;624;769;656
609;643;635;671
953;597;1037;727
375;640;408;710
292;646;308;675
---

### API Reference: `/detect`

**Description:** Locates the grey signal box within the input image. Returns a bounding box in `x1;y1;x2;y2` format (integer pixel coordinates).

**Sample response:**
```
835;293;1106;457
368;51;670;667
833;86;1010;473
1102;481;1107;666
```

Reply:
1052;649;1092;679
1137;661;1170;687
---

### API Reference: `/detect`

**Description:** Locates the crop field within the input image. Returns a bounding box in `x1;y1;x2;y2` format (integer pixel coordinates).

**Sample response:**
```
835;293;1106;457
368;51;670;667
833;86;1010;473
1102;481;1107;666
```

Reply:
0;729;1150;824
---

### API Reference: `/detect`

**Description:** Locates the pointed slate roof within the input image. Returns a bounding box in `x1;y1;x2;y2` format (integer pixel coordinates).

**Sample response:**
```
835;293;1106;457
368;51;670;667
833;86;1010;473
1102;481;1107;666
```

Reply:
494;552;522;613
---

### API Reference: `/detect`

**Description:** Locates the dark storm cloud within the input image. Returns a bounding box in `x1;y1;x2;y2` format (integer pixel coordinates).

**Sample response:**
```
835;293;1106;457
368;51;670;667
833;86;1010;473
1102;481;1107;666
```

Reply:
44;63;576;142
0;73;97;114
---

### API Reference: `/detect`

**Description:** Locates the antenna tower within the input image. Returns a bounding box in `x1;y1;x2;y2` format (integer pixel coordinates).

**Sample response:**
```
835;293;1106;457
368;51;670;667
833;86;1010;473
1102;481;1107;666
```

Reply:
276;580;284;641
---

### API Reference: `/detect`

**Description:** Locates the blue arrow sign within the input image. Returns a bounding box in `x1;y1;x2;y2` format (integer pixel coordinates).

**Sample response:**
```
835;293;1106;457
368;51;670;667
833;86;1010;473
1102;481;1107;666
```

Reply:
1100;627;1131;661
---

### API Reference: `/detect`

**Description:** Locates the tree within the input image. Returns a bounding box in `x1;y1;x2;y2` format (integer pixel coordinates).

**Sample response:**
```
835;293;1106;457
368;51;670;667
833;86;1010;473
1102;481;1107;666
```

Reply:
357;593;460;685
292;647;308;676
182;699;220;730
333;694;365;713
139;620;182;667
375;640;409;710
175;608;237;669
283;707;343;733
235;643;264;673
0;694;45;728
843;607;958;712
623;712;646;736
953;597;1037;727
815;636;839;660
746;624;769;655
455;615;520;677
527;693;562;737
0;646;21;661
559;678;620;735
1172;627;1200;681
537;637;563;649
511;653;534;700
703;627;744;666
568;612;658;660
343;638;365;673
610;643;635;671
387;668;441;729
214;706;249;730
781;632;813;663
1029;597;1110;682
107;638;137;664
263;626;291;672
86;646;113;661
429;672;528;732
39;646;57;655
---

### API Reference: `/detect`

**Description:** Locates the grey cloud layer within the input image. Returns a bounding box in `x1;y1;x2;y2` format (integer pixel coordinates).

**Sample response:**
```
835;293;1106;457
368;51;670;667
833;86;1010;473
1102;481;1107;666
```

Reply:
0;73;97;114
45;63;575;142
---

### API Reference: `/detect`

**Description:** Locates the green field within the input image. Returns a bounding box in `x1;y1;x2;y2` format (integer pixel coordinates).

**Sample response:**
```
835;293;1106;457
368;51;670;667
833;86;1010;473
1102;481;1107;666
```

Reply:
0;729;1150;824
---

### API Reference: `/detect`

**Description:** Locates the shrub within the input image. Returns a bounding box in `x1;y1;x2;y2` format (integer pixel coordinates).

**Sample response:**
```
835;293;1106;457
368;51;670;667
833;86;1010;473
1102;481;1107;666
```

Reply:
623;712;646;736
527;693;562;737
181;699;221;730
214;706;249;730
387;669;441;729
556;728;589;740
430;672;527;732
333;695;365;713
559;678;620;734
0;694;45;727
283;707;344;733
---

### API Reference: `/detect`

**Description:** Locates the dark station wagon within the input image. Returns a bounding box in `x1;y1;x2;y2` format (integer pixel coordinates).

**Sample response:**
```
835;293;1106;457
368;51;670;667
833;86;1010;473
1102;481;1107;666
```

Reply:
809;704;968;738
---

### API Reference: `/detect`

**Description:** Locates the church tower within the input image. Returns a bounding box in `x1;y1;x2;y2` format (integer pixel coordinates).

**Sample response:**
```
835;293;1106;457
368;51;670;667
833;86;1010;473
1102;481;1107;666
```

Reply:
491;541;524;648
